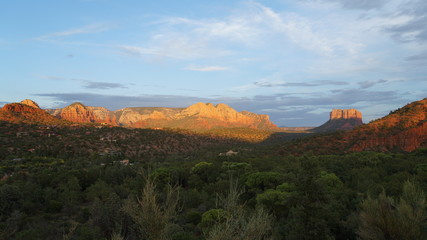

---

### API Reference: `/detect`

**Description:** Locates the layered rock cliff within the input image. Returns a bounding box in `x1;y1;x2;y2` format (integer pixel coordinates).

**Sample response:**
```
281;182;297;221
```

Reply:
49;102;279;130
330;109;362;120
313;109;363;132
50;102;117;125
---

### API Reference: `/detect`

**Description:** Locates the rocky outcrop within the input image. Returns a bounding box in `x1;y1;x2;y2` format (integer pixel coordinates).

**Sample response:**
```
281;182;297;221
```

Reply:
0;101;67;125
167;102;278;130
115;107;175;126
330;109;362;120
313;109;363;132
49;102;278;130
51;102;117;125
87;106;117;125
20;99;40;109
54;102;97;123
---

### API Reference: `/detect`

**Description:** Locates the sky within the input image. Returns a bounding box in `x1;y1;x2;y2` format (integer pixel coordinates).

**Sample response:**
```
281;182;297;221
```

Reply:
1;0;426;126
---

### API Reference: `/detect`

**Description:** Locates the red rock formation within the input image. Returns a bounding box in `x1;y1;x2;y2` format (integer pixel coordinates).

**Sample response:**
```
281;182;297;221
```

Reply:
313;109;363;132
330;109;362;120
349;121;427;152
347;99;427;152
50;102;278;130
0;101;67;125
52;102;117;125
55;102;97;123
87;106;117;125
20;99;40;109
172;102;278;130
285;99;427;154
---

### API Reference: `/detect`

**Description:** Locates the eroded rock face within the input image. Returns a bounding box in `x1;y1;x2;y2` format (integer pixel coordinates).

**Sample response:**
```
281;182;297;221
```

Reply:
313;109;363;132
49;102;278;130
56;103;97;123
173;102;278;130
3;103;40;113
87;106;117;125
52;102;118;125
330;109;362;120
20;99;40;109
178;103;245;122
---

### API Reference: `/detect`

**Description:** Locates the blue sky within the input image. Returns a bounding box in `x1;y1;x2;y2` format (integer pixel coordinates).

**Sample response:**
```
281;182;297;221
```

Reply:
1;0;426;126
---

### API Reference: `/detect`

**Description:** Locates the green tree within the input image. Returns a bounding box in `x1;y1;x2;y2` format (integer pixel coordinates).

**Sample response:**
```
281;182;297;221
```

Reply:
191;161;218;183
256;183;296;217
123;176;180;240
90;192;122;239
0;184;22;219
282;158;334;240
245;172;285;191
358;181;427;240
204;181;276;240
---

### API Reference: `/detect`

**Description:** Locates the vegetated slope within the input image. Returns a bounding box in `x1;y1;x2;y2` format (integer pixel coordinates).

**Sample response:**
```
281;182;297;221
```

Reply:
0;101;69;126
279;98;427;155
0;100;246;159
349;98;427;152
0;121;240;161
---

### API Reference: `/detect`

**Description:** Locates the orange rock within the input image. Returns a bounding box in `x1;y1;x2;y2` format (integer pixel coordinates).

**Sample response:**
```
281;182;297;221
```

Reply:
20;99;40;109
53;102;117;125
0;101;67;125
330;109;362;120
50;102;278;130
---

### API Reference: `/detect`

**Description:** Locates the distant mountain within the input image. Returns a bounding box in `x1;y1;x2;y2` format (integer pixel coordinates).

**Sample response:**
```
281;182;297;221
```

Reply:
0;100;68;125
280;127;314;132
49;102;279;131
312;109;363;132
281;98;427;154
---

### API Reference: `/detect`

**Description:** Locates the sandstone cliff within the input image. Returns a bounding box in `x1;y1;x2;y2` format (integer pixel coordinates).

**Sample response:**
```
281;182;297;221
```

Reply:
53;102;97;123
313;109;363;132
49;102;278;130
330;109;362;120
20;99;40;109
51;102;117;125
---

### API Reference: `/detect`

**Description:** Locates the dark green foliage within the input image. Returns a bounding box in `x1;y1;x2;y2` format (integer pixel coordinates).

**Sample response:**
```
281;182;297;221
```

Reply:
0;184;23;219
358;181;427;240
123;177;180;240
1;121;427;239
245;172;285;191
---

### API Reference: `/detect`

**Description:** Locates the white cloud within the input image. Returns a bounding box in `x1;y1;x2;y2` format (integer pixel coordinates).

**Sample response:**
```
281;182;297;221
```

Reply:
119;45;182;59
36;23;112;41
118;2;366;61
119;35;232;60
38;75;66;81
117;1;425;88
185;65;230;72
